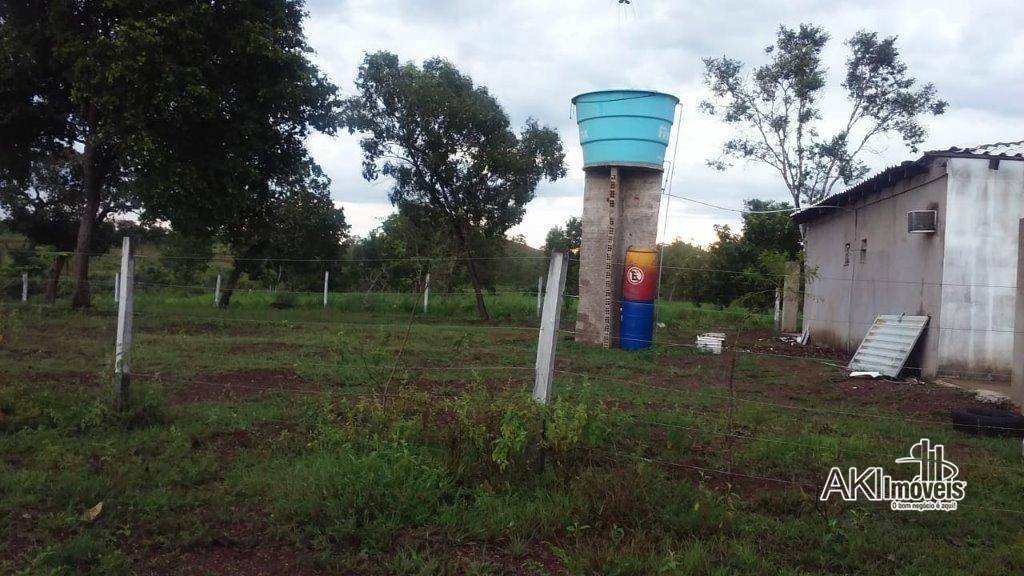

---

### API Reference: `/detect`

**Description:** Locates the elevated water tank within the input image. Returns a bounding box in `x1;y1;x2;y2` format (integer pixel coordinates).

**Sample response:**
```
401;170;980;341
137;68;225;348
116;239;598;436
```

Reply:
572;89;679;170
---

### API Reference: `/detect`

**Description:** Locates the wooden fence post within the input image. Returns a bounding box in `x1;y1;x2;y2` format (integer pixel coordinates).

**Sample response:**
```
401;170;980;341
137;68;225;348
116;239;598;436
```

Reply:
114;273;120;303
21;273;28;302
113;236;135;411
323;271;330;308
214;274;221;306
422;273;430;313
533;252;569;404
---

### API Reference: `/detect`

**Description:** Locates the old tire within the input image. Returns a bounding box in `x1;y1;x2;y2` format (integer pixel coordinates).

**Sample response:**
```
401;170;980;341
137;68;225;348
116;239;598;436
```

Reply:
951;407;1024;437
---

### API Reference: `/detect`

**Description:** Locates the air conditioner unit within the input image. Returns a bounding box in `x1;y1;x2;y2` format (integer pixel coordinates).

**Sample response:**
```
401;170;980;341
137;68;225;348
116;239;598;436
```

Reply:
908;210;937;234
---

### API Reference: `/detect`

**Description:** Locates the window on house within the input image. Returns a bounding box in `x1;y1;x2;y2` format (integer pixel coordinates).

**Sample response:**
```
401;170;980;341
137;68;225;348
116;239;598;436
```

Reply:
844;243;850;266
860;239;867;263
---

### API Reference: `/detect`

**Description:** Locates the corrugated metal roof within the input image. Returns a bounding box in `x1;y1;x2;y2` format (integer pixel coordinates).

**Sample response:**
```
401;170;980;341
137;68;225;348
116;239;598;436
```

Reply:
793;140;1024;224
848;315;930;378
792;160;929;224
929;140;1024;159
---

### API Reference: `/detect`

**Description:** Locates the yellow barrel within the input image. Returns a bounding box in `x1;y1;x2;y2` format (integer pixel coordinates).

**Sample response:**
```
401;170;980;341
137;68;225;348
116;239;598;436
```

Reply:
622;245;659;302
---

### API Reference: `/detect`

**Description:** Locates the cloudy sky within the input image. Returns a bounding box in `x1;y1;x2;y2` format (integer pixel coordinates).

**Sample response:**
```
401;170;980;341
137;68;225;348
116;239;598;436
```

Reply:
302;0;1023;247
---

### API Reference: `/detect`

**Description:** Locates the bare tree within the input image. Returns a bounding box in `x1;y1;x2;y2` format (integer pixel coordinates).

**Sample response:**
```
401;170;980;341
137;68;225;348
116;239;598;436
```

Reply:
701;24;947;209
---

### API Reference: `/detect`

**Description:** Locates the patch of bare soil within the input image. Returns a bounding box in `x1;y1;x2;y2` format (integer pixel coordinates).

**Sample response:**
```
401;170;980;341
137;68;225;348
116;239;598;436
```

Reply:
20;370;97;387
449;540;567;575
226;341;301;354
631;354;723;392
156;322;268;337
601;397;675;413
405;375;527;395
734;354;1003;418
170;369;318;404
490;331;537;344
191;422;294;460
739;328;850;362
391;530;567;576
3;508;46;569
149;544;321;576
636;425;810;494
832;377;1009;418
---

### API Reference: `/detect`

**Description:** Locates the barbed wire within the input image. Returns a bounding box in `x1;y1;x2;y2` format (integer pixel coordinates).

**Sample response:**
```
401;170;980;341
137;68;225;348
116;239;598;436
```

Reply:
634;418;1024;475
595;450;1024;515
1;247;549;264
8;286;1024;520
7;251;1024;291
557;369;1024;432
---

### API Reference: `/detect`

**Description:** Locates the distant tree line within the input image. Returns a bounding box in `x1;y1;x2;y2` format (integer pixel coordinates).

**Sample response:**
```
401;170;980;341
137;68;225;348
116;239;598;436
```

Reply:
1;5;563;318
540;200;801;310
661;199;801;309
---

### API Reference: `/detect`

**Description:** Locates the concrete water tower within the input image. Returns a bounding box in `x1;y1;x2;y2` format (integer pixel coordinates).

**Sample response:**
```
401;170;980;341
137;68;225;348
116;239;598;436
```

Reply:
571;89;679;348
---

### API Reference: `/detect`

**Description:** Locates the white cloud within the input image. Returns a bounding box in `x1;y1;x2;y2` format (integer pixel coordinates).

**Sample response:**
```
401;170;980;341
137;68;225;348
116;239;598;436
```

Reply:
508;195;584;247
304;0;1024;248
336;201;395;237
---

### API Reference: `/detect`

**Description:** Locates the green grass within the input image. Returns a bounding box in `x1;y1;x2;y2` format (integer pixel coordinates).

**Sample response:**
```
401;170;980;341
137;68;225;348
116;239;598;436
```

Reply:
2;294;1023;575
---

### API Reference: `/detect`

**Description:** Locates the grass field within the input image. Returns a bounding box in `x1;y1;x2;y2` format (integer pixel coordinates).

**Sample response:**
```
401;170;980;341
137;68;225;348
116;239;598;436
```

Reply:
2;292;1024;575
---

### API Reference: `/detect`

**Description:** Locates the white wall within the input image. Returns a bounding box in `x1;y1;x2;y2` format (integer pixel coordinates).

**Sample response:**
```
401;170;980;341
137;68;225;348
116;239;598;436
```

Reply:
802;162;948;377
939;158;1024;375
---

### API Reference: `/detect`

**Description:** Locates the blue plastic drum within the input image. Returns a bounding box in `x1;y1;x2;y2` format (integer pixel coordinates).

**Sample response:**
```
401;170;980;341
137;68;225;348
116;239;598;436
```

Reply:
620;300;655;350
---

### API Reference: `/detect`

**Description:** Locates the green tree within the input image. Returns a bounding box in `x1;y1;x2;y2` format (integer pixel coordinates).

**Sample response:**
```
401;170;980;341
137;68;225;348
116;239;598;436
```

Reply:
255;183;349;293
704;225;759;307
342;51;567;320
156;231;214;287
0;152;116;302
1;0;338;308
662;199;802;308
660;240;710;303
701;24;947;209
542;216;582;254
543;216;582;294
739;199;802;258
216;166;348;307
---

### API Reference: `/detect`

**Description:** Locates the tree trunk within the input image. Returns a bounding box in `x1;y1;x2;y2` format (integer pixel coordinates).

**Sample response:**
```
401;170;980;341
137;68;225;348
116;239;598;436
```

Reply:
452;224;489;321
69;181;100;308
218;262;244;308
71;104;102;309
464;255;489;321
45;254;66;304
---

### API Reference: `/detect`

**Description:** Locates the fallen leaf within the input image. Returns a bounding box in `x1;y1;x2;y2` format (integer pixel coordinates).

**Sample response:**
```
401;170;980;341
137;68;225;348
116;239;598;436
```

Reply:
81;501;103;523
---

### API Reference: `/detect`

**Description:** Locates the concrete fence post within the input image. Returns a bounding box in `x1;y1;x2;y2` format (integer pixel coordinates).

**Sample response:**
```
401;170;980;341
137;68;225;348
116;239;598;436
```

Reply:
781;261;800;333
422;273;430;313
533;251;569;405
323;271;330;309
1012;220;1024;408
214;274;221;306
21;273;28;302
113;236;135;411
536;275;544;317
773;287;781;332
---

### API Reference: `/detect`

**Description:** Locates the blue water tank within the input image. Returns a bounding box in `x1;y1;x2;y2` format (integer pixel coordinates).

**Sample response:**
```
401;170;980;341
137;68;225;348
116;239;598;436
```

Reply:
572;90;680;170
620;300;655;350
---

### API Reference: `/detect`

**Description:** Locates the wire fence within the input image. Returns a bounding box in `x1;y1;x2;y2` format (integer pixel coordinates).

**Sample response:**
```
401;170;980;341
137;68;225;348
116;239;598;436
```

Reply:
3;247;1024;517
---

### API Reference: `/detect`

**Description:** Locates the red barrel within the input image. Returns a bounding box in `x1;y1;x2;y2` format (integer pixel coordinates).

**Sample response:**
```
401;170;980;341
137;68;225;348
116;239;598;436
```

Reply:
622;246;659;302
